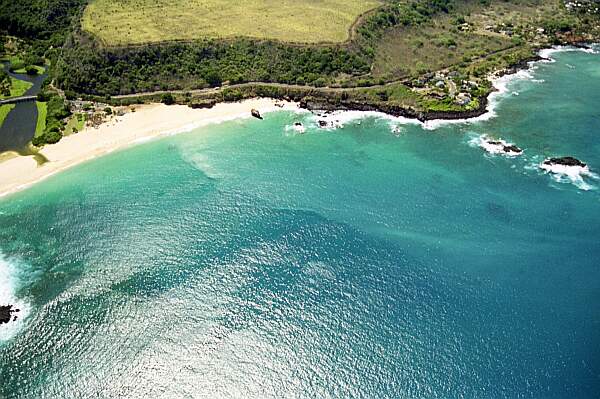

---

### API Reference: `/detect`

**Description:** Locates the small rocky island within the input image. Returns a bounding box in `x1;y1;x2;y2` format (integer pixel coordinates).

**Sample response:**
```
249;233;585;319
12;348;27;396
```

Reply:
543;156;587;168
0;305;20;324
486;139;523;155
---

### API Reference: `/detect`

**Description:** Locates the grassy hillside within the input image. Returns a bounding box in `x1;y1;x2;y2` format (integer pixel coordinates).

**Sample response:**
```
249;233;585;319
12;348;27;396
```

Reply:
373;0;565;79
82;0;381;45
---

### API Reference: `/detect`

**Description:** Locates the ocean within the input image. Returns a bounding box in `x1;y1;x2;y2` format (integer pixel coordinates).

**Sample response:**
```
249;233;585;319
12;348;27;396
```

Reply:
1;47;599;398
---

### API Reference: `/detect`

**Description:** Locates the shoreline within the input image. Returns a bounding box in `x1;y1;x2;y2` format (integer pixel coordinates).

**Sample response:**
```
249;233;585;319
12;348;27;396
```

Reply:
0;98;298;198
0;45;597;199
299;43;597;121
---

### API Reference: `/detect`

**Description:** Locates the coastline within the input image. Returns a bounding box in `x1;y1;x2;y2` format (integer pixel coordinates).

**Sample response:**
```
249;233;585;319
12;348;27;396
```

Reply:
0;98;298;198
0;45;597;199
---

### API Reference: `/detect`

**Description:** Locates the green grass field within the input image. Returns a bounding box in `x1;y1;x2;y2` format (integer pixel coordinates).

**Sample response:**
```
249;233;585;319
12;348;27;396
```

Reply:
0;104;15;128
0;77;33;99
82;0;380;45
35;101;47;137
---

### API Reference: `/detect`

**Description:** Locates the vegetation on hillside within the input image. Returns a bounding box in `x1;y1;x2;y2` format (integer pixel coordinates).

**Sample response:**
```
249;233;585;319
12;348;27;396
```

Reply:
0;0;87;46
32;91;72;146
55;37;371;95
1;0;599;147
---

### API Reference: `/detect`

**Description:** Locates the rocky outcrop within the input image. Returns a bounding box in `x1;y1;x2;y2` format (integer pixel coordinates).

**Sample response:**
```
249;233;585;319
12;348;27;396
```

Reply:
251;109;263;119
0;305;19;324
543;157;587;167
502;144;522;154
299;95;490;122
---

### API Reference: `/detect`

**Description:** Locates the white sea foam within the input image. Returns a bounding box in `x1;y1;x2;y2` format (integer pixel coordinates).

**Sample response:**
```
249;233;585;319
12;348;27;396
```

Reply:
420;68;539;131
308;109;421;131
539;45;599;60
282;45;598;134
307;50;549;132
468;134;523;157
539;161;598;191
293;123;306;134
391;124;405;136
285;122;306;134
0;253;31;343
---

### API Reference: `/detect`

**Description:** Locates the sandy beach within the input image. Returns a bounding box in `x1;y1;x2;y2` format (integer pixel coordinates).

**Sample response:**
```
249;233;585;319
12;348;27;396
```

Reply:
0;98;298;198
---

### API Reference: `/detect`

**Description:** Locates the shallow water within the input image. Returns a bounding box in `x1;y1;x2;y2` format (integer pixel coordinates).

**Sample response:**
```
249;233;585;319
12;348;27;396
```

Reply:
0;48;599;398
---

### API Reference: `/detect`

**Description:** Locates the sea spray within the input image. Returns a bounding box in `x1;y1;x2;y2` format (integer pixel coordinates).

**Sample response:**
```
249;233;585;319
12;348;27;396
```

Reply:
0;252;31;343
539;161;598;191
467;134;523;157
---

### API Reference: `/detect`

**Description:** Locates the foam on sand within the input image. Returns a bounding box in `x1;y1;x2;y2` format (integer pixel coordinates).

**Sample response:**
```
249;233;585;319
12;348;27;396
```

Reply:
0;252;31;344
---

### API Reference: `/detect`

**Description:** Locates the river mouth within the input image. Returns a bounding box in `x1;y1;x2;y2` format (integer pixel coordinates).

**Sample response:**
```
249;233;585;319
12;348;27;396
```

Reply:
0;62;47;153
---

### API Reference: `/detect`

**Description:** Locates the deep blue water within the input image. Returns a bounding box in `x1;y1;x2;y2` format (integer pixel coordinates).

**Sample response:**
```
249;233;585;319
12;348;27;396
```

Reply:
0;47;599;398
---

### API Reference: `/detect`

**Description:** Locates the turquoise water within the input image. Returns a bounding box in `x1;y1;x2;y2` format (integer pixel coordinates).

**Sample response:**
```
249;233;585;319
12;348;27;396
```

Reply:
1;47;599;398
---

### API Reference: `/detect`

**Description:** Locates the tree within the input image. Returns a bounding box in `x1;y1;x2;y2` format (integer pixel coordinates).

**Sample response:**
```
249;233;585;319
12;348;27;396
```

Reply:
161;93;175;105
26;66;38;75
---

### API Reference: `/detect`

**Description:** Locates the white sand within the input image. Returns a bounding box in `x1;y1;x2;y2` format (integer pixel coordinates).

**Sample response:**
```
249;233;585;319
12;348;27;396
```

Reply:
0;98;298;198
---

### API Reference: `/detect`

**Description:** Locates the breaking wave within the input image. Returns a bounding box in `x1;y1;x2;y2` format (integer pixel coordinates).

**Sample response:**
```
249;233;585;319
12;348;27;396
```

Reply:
467;134;523;157
539;161;598;191
0;252;32;344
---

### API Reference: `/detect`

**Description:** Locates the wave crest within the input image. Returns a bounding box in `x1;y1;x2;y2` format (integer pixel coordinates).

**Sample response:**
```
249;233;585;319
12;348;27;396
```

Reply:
0;253;32;344
539;162;598;191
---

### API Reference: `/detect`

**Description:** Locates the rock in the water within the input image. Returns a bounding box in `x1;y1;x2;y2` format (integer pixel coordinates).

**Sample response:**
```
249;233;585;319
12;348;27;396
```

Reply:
293;122;305;133
543;156;586;167
478;136;523;156
318;120;328;128
0;305;17;324
485;140;521;153
503;145;523;154
251;109;263;120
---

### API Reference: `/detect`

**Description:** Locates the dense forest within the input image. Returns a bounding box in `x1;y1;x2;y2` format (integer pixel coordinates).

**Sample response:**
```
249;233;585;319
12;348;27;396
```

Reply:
55;38;371;95
0;0;87;46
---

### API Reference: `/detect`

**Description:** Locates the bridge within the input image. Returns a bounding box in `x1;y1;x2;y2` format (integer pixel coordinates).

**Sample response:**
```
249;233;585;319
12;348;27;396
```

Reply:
0;95;37;106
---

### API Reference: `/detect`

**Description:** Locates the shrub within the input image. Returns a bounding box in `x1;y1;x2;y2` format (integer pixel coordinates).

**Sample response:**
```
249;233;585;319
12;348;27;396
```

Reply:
9;61;25;72
160;93;175;105
25;66;38;75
